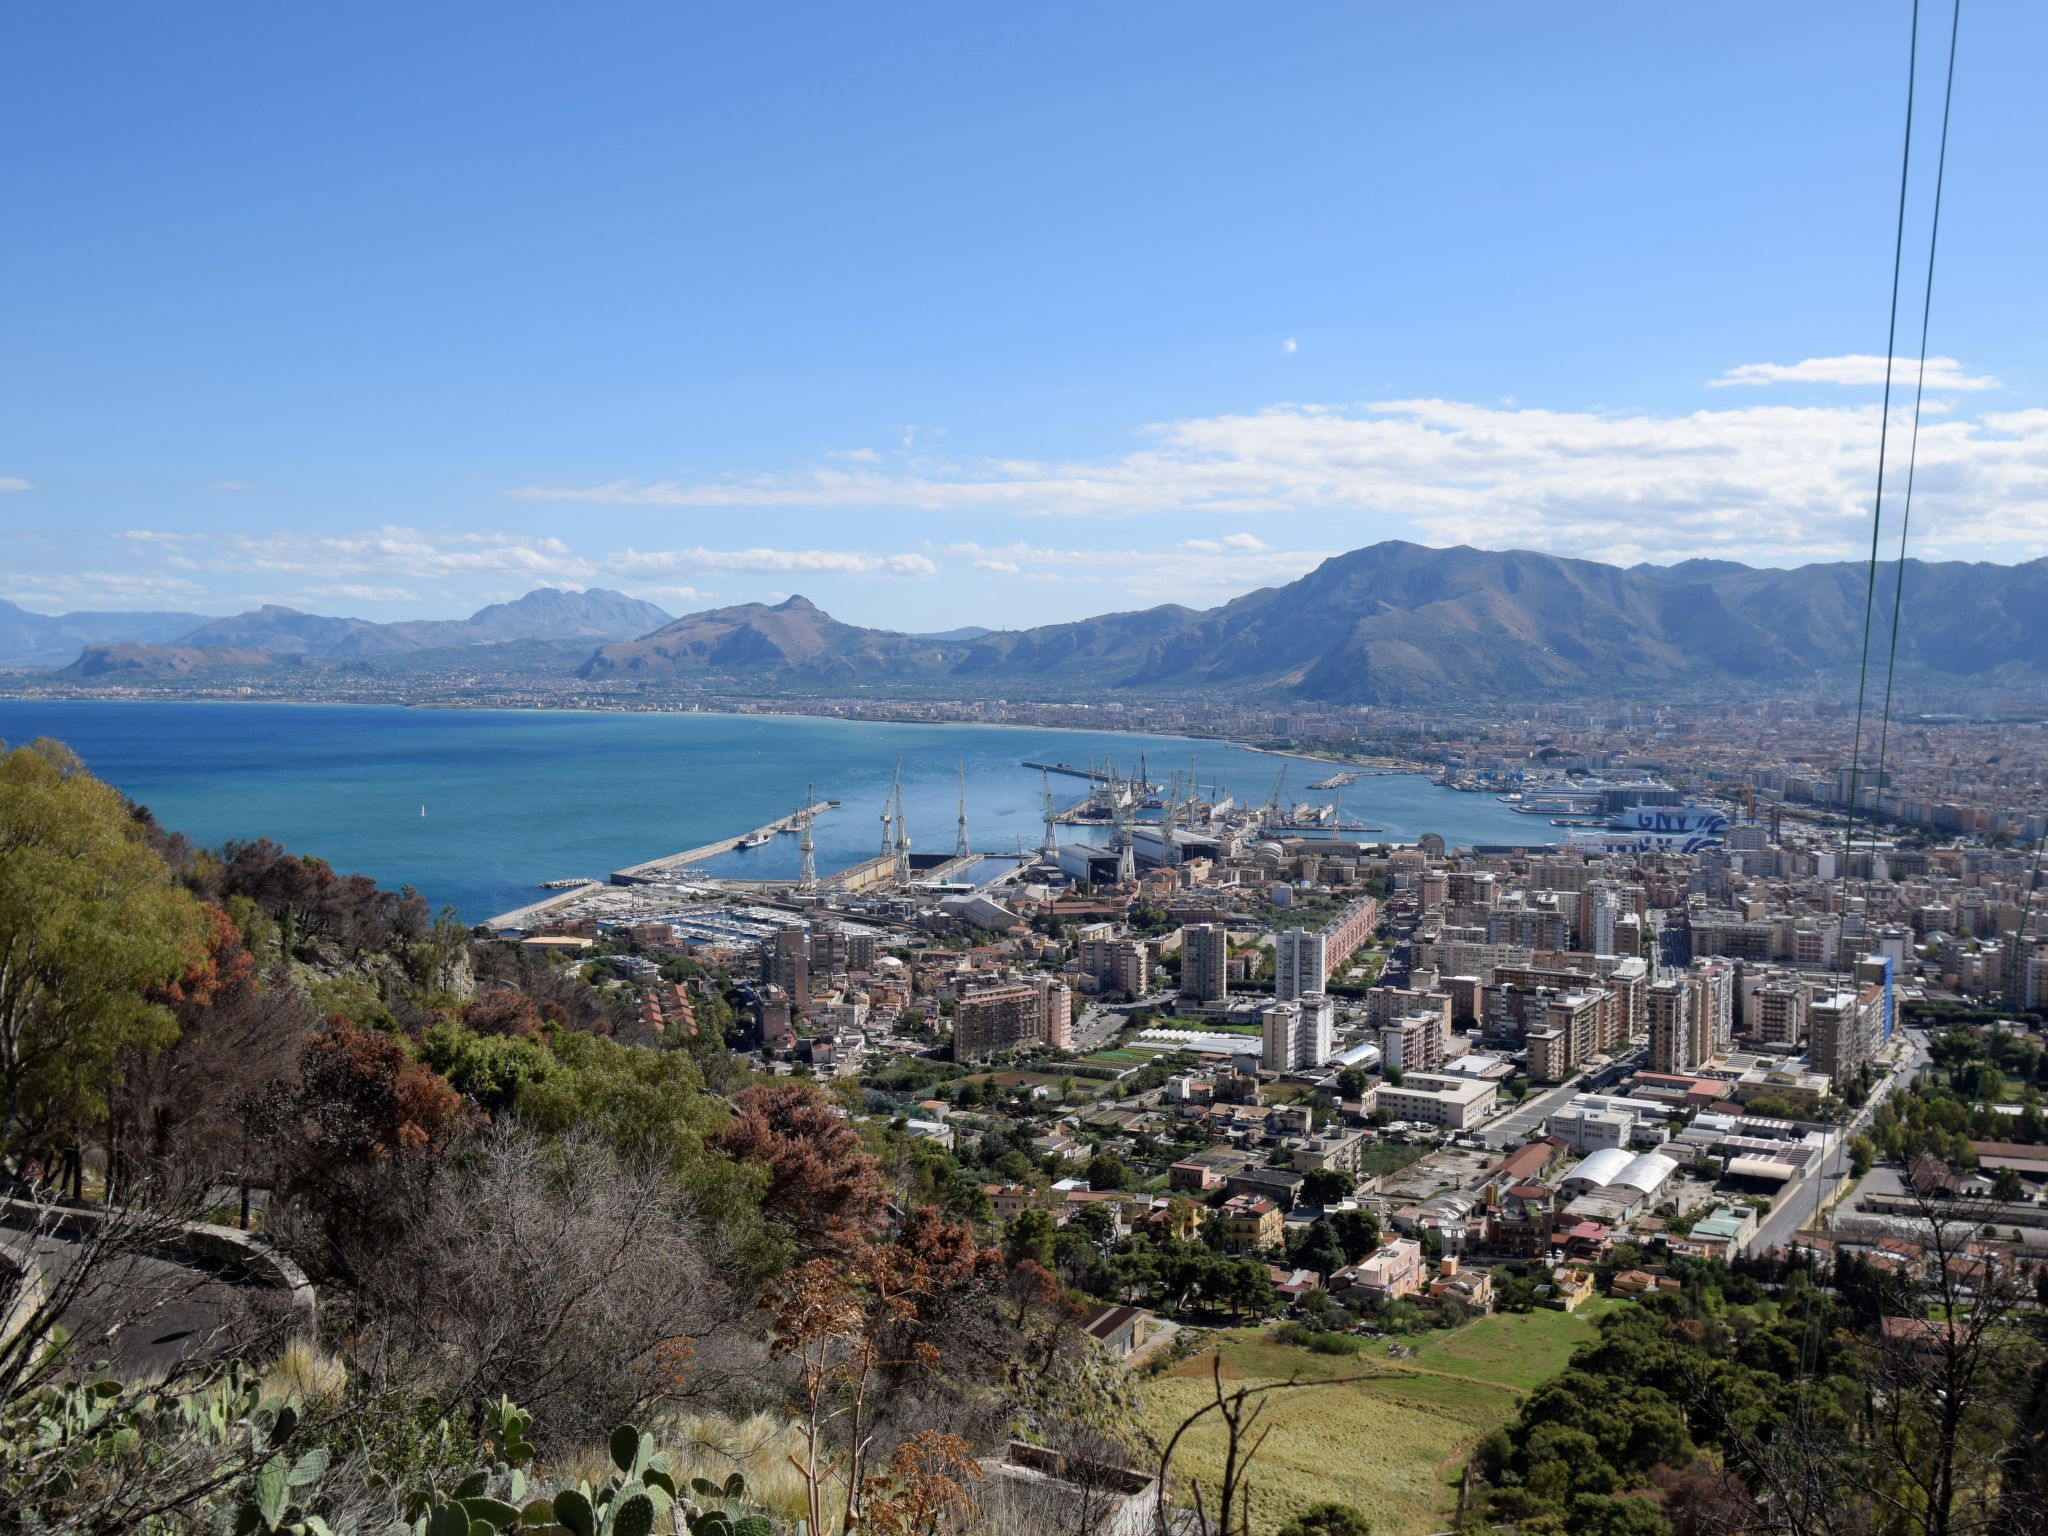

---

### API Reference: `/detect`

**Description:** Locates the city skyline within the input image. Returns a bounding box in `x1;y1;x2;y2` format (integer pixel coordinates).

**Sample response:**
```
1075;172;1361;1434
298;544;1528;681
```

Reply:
7;2;2046;628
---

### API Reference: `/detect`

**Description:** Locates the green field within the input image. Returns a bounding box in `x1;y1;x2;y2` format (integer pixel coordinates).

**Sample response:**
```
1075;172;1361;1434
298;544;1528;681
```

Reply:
1142;1304;1613;1536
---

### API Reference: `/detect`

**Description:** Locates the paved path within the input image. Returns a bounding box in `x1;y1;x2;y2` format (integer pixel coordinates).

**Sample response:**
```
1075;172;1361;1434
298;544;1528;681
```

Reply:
4;1209;301;1377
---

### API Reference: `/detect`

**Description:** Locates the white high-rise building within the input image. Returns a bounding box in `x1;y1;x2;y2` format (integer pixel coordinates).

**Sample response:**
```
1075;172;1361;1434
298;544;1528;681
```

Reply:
1274;926;1327;1001
1261;994;1333;1072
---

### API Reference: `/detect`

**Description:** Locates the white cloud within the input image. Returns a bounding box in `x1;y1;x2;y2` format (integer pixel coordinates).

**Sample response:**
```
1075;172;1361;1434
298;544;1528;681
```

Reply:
631;585;715;604
612;547;940;577
0;476;33;493
1223;532;1269;550
305;584;417;602
208;479;259;493
1282;338;1298;355
1;570;209;605
1711;354;2001;391
947;540;1334;602
827;448;882;463
219;527;596;582
534;389;2048;564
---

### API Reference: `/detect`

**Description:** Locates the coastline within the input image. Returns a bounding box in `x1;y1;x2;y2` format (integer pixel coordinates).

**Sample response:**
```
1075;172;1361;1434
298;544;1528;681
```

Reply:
0;688;1436;775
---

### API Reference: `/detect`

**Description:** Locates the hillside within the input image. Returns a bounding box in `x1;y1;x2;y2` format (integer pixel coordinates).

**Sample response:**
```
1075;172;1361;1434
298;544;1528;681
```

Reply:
62;642;278;677
576;543;2048;703
577;594;964;679
18;546;2048;702
0;599;221;668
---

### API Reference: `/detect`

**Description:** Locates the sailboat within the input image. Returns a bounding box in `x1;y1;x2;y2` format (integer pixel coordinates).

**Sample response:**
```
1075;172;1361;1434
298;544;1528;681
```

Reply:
420;804;427;817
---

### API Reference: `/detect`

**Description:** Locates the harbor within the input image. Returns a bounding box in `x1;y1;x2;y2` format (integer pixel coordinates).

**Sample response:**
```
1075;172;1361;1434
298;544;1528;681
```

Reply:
610;799;838;885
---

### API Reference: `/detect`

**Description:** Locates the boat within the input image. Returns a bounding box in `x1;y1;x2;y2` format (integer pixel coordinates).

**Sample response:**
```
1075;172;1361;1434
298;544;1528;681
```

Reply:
736;831;773;850
1566;803;1731;853
420;805;427;817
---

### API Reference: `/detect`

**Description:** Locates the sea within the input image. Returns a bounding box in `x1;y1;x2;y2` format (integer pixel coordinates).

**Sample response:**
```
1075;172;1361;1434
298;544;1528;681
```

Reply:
0;701;1551;923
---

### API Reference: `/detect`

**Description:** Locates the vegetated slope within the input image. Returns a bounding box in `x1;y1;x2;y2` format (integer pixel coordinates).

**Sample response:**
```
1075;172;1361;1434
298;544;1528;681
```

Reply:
30;545;2048;700
0;599;221;668
388;586;674;646
586;542;2048;703
175;588;676;659
61;643;277;677
577;595;967;679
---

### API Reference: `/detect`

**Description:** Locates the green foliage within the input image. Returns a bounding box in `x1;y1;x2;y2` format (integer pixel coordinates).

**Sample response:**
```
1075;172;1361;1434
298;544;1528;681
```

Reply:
0;740;212;1158
420;1023;559;1114
303;975;399;1035
0;1357;304;1536
402;1408;760;1536
1275;1501;1372;1536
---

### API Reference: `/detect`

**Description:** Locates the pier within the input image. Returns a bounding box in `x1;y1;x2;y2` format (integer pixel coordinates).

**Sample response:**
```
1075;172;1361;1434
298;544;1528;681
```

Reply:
611;801;836;886
1021;760;1158;792
482;881;604;932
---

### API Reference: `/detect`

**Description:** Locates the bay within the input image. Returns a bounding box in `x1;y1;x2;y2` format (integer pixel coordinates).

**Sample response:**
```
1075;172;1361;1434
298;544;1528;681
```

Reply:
0;701;1549;922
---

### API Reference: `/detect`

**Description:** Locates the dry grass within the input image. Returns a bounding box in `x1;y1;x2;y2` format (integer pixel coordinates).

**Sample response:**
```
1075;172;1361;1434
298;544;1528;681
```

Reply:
1144;1310;1607;1536
543;1408;829;1527
262;1339;348;1405
1146;1368;1504;1536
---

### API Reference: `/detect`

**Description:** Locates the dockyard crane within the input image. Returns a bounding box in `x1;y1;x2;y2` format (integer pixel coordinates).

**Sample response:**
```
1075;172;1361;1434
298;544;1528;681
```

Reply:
797;783;817;890
1263;765;1288;821
955;759;971;859
1040;770;1059;865
891;761;911;886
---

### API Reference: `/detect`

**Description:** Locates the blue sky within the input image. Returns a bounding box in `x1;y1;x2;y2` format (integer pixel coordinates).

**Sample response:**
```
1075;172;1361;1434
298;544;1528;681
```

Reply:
5;1;2044;630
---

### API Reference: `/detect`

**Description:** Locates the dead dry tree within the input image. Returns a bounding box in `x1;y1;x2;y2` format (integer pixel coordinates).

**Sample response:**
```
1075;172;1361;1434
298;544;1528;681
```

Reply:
1710;1171;2038;1536
1152;1355;1376;1536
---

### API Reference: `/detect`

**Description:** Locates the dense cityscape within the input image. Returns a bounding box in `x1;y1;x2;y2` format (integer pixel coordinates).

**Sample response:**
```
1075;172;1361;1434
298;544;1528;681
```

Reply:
6;2;2046;1534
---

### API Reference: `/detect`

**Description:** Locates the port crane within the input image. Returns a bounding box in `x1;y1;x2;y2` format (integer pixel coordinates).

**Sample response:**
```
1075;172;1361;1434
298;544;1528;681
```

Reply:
1262;765;1288;823
796;783;817;891
955;759;971;859
1039;770;1059;865
890;761;911;886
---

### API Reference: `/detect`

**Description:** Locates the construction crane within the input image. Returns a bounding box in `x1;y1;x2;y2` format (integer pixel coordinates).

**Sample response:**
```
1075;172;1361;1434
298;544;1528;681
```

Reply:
797;783;817;890
955;759;971;859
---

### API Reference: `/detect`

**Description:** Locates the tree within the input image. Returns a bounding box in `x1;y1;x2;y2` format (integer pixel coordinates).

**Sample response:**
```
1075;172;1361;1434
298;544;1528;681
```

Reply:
1328;1208;1381;1263
1335;1067;1368;1099
712;1081;887;1257
1990;1166;2024;1204
1276;1502;1372;1536
1299;1168;1355;1207
459;986;544;1039
1848;1134;1876;1178
1083;1151;1130;1190
1003;1208;1056;1270
0;742;211;1169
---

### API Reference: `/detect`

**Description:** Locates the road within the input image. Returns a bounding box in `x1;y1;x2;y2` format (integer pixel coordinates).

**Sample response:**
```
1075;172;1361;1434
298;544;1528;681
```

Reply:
5;1221;278;1377
1481;1048;1644;1149
1751;1021;1930;1254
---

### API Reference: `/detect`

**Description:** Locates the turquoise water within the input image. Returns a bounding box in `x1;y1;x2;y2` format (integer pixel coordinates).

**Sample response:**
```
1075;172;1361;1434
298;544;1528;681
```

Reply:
0;702;1547;921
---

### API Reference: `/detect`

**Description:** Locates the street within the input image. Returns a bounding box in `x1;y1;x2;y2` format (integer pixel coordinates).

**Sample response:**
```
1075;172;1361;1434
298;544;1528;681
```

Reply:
1751;1021;1930;1253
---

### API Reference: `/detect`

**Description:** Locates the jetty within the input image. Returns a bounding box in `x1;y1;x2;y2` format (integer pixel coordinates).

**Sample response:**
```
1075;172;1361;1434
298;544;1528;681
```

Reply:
482;881;605;932
611;800;836;886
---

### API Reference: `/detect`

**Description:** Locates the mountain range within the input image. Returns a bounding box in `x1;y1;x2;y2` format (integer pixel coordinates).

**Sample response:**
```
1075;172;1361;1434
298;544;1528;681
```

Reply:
20;587;674;672
17;543;2048;703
